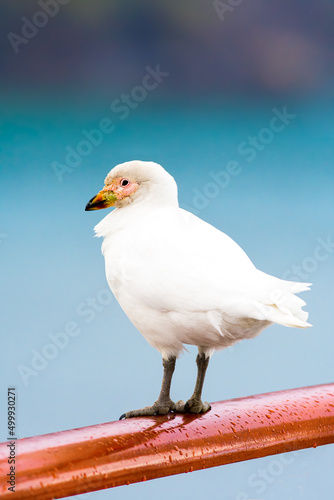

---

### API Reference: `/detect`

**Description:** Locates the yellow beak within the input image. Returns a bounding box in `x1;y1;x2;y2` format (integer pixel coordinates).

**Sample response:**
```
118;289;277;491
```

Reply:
85;188;118;211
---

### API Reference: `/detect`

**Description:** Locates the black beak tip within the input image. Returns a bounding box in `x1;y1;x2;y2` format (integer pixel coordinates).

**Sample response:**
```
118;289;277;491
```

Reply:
85;196;96;211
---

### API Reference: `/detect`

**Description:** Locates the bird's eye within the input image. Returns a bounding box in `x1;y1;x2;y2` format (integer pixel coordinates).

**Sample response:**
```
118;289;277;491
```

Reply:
121;179;129;187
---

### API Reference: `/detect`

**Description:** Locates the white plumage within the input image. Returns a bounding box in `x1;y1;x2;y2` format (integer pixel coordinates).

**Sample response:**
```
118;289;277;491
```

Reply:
94;160;311;357
86;160;311;417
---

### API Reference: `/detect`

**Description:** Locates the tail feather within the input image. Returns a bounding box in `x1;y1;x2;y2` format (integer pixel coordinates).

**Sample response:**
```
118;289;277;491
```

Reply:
282;280;312;294
252;277;312;328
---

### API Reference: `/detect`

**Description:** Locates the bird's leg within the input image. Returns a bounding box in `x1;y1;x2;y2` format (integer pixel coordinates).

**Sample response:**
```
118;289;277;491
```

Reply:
119;356;176;419
175;351;211;414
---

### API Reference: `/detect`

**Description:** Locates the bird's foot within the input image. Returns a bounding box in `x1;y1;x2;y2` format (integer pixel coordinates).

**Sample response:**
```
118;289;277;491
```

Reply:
119;399;176;419
175;398;211;414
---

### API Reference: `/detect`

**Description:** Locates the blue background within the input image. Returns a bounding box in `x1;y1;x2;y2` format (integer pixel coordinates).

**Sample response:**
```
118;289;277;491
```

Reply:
1;1;334;499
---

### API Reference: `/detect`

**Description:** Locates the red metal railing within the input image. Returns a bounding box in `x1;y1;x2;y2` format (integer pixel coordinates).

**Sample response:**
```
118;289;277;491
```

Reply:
0;384;333;500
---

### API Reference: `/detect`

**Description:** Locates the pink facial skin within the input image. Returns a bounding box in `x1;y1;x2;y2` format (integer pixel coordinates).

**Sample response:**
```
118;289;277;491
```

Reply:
103;177;139;200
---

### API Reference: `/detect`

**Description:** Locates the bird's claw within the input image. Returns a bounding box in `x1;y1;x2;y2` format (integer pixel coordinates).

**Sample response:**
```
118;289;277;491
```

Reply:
120;398;211;419
119;399;176;419
175;398;211;414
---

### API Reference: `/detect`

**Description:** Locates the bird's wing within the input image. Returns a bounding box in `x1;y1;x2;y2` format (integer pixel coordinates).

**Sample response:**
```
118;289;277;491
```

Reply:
178;208;256;271
178;210;311;328
105;208;311;328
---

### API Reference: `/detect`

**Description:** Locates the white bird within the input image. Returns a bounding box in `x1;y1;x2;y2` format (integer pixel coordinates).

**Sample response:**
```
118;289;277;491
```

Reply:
85;160;311;419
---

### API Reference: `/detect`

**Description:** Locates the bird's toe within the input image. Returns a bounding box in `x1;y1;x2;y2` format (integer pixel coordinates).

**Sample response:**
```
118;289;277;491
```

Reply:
119;400;176;419
174;400;186;412
200;401;211;413
119;406;157;419
184;398;211;414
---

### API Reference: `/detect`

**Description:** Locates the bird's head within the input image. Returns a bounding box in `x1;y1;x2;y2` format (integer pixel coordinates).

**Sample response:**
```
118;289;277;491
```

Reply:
85;160;178;211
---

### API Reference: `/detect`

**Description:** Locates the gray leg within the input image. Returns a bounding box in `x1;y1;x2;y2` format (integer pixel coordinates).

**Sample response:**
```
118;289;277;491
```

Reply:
119;356;176;419
175;351;211;414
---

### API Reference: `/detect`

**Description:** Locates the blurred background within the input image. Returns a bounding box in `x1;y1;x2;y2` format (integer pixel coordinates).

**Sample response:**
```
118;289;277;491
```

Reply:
1;1;333;499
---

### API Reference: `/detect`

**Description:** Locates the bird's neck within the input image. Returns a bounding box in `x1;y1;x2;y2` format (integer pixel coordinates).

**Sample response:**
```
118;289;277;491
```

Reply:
94;197;179;239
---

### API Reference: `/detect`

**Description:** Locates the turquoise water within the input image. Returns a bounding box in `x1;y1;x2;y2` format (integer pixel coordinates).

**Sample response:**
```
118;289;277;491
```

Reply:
1;92;333;499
